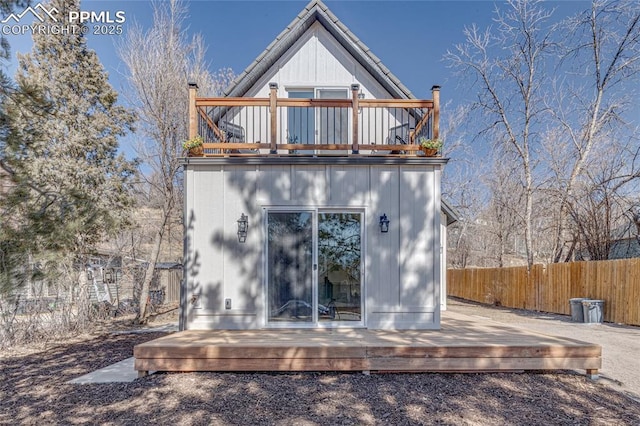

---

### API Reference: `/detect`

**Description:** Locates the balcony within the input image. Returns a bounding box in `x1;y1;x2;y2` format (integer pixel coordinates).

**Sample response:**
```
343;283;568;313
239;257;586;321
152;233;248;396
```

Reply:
187;84;440;157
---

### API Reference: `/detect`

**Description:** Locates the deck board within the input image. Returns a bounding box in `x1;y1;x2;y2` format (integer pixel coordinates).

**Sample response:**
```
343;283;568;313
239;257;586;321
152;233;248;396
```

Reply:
134;311;601;375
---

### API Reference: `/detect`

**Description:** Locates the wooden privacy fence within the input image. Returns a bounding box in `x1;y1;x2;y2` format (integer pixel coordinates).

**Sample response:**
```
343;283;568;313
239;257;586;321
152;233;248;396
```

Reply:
152;269;182;304
447;259;640;326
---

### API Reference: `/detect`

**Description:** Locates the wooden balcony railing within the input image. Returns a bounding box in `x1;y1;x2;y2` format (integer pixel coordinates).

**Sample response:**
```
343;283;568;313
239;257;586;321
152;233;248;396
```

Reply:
187;83;440;157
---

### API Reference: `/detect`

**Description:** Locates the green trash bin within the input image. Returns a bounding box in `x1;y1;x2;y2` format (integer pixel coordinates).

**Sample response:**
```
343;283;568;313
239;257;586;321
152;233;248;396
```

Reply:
582;299;604;324
569;298;590;322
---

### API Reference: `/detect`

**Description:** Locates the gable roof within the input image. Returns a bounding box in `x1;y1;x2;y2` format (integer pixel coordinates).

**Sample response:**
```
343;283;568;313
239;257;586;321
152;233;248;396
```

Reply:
223;0;416;100
220;1;457;225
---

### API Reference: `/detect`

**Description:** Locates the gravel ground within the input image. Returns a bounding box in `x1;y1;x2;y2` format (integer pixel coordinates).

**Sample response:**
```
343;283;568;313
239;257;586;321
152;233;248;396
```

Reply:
2;310;640;425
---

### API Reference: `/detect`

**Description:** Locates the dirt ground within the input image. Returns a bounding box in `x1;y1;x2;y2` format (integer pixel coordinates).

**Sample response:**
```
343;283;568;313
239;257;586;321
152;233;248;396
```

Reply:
2;306;640;425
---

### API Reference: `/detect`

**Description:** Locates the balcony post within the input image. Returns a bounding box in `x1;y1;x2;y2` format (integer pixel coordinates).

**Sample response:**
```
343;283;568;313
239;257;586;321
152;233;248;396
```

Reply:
188;82;198;140
432;85;440;140
269;82;278;154
351;84;360;154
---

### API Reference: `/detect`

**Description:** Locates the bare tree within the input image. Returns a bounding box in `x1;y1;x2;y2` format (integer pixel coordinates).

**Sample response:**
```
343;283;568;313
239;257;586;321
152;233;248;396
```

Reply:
484;154;525;267
440;104;487;269
567;134;640;259
547;0;640;262
446;0;640;267
629;204;640;246
117;0;233;323
445;0;554;269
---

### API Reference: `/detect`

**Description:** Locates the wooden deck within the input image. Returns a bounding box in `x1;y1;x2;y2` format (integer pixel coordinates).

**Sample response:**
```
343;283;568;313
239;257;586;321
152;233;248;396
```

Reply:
134;311;601;376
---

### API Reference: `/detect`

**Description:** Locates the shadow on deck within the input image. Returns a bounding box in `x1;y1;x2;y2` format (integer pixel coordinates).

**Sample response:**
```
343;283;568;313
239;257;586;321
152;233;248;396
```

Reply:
134;311;601;377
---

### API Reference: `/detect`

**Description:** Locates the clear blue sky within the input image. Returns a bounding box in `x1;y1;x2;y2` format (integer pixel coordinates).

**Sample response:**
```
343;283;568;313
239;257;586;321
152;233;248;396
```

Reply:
5;0;591;98
3;0;596;158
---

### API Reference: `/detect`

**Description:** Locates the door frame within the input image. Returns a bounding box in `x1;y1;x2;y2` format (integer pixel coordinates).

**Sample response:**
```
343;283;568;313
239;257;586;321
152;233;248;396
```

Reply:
263;206;366;329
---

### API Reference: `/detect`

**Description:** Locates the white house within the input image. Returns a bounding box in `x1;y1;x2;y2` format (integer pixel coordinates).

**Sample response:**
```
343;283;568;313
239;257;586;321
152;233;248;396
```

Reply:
180;0;455;331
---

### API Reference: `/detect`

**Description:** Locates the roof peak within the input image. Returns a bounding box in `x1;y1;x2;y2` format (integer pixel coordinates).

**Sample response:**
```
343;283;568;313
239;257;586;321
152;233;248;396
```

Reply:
223;1;416;100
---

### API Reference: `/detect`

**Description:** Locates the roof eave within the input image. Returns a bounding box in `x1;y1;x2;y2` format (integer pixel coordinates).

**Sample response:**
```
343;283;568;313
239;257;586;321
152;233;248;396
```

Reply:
441;199;460;225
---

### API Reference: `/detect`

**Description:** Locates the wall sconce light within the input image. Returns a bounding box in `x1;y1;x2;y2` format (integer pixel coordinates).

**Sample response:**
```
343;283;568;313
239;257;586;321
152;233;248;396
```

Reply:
237;213;248;243
358;89;365;113
379;213;390;233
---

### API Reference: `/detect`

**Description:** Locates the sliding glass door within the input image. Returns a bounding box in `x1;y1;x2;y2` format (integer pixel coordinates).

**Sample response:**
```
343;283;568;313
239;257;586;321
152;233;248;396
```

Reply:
317;212;362;322
266;209;362;326
267;211;314;323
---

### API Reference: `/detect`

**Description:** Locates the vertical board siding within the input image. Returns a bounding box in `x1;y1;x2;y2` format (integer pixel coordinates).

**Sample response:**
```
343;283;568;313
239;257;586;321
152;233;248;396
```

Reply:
448;259;640;326
399;168;435;307
223;166;259;310
315;25;355;85
279;27;317;84
328;166;368;205
257;165;292;203
368;166;401;308
293;165;327;204
192;167;224;311
186;163;443;330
